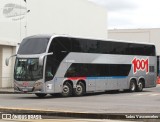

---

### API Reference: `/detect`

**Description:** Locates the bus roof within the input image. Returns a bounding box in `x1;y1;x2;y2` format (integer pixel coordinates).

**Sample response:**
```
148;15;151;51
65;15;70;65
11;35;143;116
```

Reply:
25;34;155;46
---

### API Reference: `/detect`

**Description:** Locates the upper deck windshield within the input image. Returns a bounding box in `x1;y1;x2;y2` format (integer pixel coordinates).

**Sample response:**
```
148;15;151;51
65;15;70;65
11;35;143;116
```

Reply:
14;58;43;81
18;37;50;54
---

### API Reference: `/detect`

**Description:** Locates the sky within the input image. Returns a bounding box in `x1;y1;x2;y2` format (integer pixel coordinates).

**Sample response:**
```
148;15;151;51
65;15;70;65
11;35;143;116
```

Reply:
89;0;160;29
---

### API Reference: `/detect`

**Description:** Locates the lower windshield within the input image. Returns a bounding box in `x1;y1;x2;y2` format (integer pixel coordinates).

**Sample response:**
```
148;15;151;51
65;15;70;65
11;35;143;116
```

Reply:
14;58;43;81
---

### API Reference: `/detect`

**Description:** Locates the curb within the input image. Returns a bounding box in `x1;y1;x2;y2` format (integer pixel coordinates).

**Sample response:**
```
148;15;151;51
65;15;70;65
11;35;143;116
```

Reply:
0;107;127;120
0;92;15;94
1;107;160;120
0;90;16;94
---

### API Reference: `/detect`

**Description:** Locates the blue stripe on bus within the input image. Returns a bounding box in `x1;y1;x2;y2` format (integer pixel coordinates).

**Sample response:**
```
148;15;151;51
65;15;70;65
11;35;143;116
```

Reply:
86;76;127;80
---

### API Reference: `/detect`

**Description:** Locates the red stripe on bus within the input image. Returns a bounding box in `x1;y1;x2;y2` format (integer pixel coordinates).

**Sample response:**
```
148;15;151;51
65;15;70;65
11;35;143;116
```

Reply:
67;77;86;81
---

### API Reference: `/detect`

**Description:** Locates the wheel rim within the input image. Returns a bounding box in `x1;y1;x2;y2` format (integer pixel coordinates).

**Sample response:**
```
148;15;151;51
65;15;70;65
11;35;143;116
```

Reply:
63;85;69;94
76;85;82;95
138;82;143;90
131;82;135;91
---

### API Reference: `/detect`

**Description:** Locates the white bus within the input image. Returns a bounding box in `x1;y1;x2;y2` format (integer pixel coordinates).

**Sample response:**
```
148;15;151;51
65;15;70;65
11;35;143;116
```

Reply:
6;35;157;97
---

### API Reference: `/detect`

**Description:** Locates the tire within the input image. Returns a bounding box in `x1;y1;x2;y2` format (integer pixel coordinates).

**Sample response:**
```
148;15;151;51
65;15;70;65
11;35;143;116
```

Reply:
35;93;47;98
129;80;136;92
74;82;86;96
61;82;73;97
136;81;144;92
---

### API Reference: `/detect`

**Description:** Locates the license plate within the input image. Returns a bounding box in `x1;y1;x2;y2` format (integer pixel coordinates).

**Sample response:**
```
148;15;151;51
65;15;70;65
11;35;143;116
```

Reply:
22;88;28;92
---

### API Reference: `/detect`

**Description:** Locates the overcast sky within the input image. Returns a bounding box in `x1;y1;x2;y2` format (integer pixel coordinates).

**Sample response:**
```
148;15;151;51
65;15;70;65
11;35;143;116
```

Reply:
89;0;160;29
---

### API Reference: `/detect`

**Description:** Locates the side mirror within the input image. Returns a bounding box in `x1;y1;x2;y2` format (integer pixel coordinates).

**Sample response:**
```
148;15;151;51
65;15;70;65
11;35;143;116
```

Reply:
5;54;17;66
39;52;53;66
39;55;45;66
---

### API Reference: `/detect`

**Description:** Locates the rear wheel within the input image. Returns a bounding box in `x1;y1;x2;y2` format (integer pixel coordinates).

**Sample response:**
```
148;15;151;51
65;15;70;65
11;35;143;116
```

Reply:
136;80;144;92
35;93;47;98
74;82;86;96
61;82;73;97
129;80;136;92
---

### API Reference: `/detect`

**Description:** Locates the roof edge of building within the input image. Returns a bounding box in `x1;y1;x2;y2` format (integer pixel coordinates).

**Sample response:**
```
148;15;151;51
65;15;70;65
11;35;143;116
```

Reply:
0;39;17;47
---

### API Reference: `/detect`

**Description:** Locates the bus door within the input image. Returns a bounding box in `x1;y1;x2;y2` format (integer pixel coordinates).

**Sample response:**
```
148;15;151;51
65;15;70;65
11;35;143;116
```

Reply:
45;55;55;93
54;61;69;93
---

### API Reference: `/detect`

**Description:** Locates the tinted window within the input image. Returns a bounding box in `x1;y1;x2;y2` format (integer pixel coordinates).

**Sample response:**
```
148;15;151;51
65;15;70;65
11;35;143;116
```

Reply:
72;38;86;52
18;38;49;54
65;63;131;77
127;44;134;55
55;37;72;52
145;45;156;56
48;37;156;56
86;40;98;53
149;66;155;72
98;41;113;54
114;42;129;55
133;44;145;55
45;37;70;81
128;44;155;56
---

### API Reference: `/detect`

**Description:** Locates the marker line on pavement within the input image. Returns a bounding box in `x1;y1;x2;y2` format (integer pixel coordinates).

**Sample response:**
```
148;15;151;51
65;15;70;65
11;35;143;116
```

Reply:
0;107;79;113
149;94;160;96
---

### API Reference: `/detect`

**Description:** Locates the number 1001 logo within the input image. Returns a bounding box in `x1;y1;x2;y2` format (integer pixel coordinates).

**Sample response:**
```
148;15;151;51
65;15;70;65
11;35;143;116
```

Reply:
132;58;149;74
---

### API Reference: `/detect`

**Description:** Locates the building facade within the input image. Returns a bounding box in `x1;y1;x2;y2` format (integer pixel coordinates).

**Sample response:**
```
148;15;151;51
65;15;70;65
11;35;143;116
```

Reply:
109;28;160;55
0;0;107;87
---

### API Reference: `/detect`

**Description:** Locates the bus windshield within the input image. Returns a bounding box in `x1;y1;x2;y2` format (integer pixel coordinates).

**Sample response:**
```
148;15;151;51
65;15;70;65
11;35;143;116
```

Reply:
14;58;43;81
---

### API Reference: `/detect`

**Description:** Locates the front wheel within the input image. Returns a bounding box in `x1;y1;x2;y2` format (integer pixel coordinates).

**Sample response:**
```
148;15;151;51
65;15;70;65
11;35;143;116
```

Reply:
61;82;73;97
35;93;47;98
74;82;86;96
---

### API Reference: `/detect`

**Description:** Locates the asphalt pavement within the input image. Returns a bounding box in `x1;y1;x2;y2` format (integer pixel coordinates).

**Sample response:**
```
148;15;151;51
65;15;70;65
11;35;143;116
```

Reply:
0;85;160;122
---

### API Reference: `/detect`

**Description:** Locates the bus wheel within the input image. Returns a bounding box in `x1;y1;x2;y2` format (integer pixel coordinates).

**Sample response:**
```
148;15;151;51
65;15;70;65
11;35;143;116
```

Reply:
61;82;73;97
74;82;85;96
129;80;136;92
35;93;47;98
136;80;144;92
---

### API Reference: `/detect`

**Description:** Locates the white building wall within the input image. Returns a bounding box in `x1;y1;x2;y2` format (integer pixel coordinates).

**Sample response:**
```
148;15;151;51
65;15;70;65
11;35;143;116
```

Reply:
0;47;2;87
108;28;160;55
0;45;16;87
0;0;107;42
0;0;26;43
27;0;107;40
1;46;16;87
0;0;107;87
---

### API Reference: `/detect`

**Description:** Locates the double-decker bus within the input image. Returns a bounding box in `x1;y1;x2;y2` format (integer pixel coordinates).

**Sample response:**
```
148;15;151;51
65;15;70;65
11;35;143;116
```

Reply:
6;35;157;97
